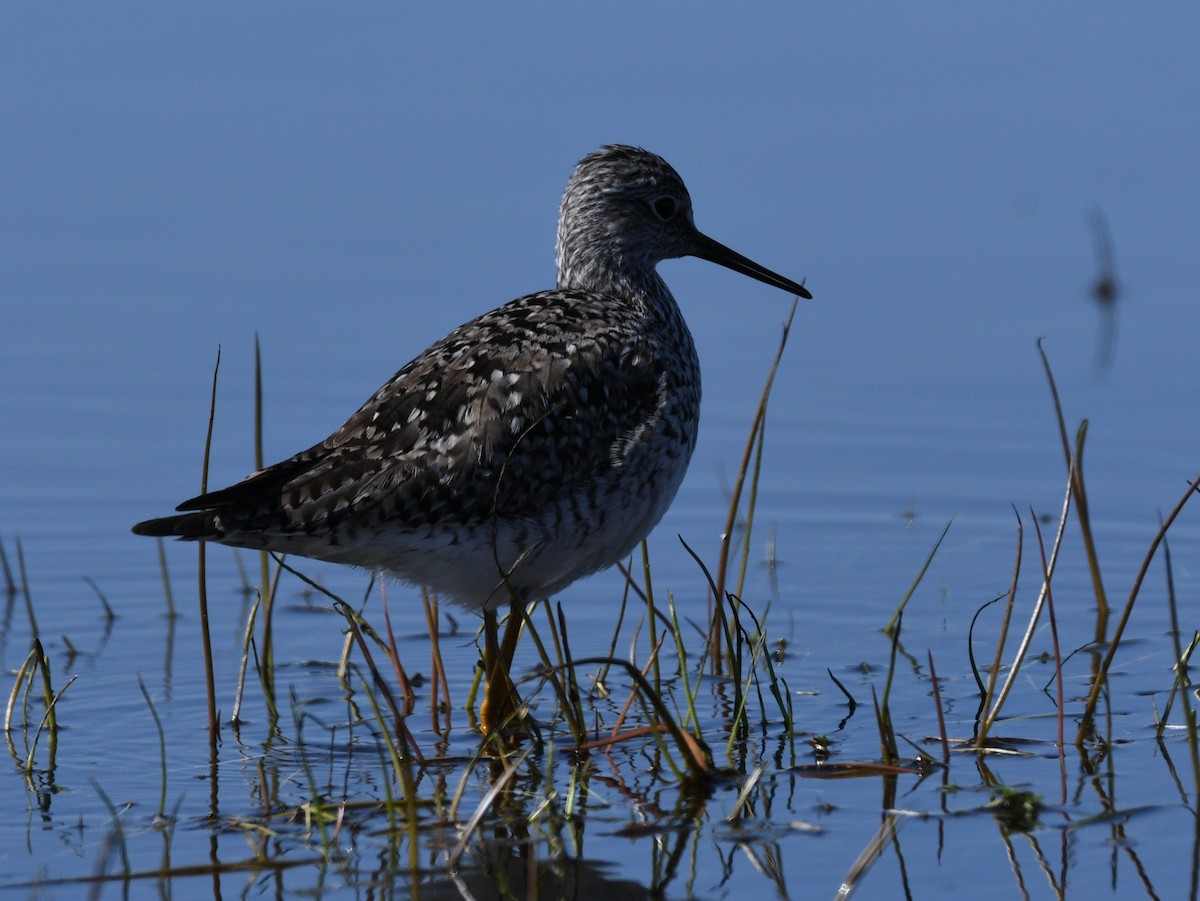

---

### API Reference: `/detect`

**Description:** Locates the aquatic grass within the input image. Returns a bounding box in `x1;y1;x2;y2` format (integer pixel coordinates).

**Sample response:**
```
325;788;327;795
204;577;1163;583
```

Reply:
18;333;1200;898
1031;345;1200;744
1158;528;1200;807
1029;507;1069;798
152;537;176;619
883;519;952;639
370;579;417;715
230;588;262;725
837;807;902;897
667;590;706;736
420;588;452;733
518;598;690;754
586;655;713;779
583;555;637;702
710;298;798;670
522;601;587;742
355;669;422;856
972;511;1022;717
576;631;667;747
3;646;37;745
288;688;334;852
874;613;902;765
531;636;713;782
82;575;117;622
251;556;287;728
90;778;132;880
826;667;859;724
448;747;532;869
235;553;286;728
251;334;285;727
552;602;589;735
4;640;74;777
1169;637;1200;822
1156;524;1188;736
638;539;665;693
135;674;170;823
971;347;1089;748
1039;339;1109;623
462;647;487;731
720;593;797;764
1157;630;1200;740
334;597;424;762
926;650;951;819
15;536;38;642
1076;470;1200;744
1080;472;1200;748
977;434;1075;748
686;536;738;680
196;348;222;745
676;529;794;757
266;555;423;734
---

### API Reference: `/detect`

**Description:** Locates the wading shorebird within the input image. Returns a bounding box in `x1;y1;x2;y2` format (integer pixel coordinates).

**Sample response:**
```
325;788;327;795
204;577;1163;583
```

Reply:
133;145;811;733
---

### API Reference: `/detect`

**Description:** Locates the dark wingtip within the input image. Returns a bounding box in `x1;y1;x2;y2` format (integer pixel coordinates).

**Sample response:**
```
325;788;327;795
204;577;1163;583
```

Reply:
132;512;214;540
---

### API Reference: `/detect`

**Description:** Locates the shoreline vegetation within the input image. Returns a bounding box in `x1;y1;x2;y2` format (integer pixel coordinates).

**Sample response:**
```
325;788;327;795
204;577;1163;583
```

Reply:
4;324;1199;899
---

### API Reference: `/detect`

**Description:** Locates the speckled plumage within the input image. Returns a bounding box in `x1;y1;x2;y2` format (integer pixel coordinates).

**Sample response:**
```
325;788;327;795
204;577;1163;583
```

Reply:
133;145;810;611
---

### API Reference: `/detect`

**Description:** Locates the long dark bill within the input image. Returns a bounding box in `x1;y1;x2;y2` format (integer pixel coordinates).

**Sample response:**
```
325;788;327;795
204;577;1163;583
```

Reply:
692;231;812;299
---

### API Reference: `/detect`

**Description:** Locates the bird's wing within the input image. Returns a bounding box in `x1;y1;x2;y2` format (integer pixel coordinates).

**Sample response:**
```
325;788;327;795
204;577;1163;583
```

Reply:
167;291;668;539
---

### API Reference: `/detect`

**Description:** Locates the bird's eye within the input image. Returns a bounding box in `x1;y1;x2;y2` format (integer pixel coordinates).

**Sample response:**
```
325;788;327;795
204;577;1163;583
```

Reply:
651;196;678;221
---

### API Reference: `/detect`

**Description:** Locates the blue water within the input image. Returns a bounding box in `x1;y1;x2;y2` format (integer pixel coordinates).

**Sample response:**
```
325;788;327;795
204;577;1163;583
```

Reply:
3;4;1200;898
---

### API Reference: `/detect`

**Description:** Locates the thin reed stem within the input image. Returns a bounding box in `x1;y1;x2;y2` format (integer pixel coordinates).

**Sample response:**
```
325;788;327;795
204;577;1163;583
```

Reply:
1076;472;1200;743
197;347;221;743
711;299;798;663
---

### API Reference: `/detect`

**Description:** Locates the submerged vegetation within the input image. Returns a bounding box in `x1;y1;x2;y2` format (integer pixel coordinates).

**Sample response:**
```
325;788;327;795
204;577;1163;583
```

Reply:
4;318;1200;899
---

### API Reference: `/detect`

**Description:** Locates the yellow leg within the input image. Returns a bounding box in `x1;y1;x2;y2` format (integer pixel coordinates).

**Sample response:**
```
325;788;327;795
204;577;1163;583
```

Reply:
480;602;524;735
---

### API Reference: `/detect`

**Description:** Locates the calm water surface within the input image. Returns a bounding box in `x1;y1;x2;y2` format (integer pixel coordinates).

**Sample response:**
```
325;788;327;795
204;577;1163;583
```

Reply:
3;5;1200;899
